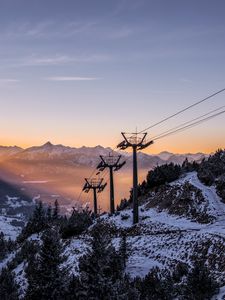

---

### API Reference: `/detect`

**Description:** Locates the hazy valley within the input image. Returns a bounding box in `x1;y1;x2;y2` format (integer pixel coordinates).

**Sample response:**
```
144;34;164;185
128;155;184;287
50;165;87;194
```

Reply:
0;142;206;214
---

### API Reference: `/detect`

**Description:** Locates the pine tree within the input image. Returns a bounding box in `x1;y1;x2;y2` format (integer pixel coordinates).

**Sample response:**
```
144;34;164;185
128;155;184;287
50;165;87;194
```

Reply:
25;228;67;300
79;221;123;299
0;232;15;260
25;251;40;300
32;201;46;230
134;267;174;300
112;274;140;300
53;199;59;221
18;201;49;242
64;275;86;300
0;232;7;260
119;233;128;269
46;205;52;222
182;260;219;300
0;267;19;300
60;208;93;238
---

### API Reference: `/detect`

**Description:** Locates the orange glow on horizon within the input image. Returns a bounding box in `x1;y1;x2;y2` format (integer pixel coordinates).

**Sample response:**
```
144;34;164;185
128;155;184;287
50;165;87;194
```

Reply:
0;135;224;155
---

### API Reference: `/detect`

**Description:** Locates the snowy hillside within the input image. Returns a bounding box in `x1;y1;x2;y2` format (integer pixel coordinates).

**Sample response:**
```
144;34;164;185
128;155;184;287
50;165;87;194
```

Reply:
0;215;22;240
58;172;225;298
0;150;224;299
1;170;225;299
62;171;225;275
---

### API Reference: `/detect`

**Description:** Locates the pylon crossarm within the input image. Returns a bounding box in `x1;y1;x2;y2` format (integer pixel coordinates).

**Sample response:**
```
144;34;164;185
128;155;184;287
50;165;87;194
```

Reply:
120;144;129;150
139;132;147;144
99;155;107;165
121;132;132;146
115;155;122;166
117;139;130;149
100;167;105;171
97;183;107;193
114;160;126;171
137;140;154;150
82;182;89;191
97;161;104;169
85;178;90;185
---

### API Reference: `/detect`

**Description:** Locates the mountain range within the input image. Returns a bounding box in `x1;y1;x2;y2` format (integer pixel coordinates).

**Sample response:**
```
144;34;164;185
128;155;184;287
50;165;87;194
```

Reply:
0;141;206;166
0;142;207;232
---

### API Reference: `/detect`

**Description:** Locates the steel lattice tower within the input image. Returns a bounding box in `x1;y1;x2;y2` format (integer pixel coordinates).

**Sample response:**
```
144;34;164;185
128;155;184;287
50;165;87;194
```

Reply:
117;132;153;224
82;177;107;214
97;152;126;214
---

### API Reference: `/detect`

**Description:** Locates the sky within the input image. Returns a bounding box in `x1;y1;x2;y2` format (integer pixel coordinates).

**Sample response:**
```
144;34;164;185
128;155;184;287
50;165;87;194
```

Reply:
0;0;225;153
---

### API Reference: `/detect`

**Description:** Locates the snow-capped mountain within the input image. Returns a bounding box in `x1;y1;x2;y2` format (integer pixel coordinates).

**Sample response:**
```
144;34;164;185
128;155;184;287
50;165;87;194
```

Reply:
156;151;206;163
0;141;206;167
0;142;208;223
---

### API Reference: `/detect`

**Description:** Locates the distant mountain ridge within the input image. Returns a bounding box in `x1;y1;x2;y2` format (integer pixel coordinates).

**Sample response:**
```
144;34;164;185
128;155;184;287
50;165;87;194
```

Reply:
0;142;207;167
0;145;23;160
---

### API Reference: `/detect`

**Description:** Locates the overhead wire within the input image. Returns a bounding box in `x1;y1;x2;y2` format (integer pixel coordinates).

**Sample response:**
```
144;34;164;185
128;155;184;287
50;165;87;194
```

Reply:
138;88;225;134
74;87;225;208
150;105;225;141
151;109;225;141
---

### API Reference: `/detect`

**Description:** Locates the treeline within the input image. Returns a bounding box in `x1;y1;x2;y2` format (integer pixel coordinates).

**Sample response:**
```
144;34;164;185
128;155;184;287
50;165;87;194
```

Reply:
17;200;94;243
117;160;197;210
117;149;225;210
197;149;225;202
0;231;15;261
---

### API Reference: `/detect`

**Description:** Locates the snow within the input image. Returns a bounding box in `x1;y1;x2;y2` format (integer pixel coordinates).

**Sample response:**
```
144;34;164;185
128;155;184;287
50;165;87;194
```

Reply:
1;170;225;295
5;195;32;208
213;286;225;300
14;262;28;299
63;237;89;276
0;252;16;271
98;171;225;280
172;172;225;221
0;215;22;240
32;194;41;203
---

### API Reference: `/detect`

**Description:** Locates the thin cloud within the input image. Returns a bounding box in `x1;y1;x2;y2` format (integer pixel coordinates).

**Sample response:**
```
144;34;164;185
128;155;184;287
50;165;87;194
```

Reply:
45;76;101;81
180;78;193;83
0;78;20;87
12;54;112;67
108;27;135;39
1;20;97;39
0;78;19;83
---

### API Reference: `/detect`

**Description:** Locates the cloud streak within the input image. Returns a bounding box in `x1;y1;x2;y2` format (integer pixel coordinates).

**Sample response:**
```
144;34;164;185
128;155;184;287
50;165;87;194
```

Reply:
0;78;19;83
1;20;98;40
10;53;112;67
45;76;100;81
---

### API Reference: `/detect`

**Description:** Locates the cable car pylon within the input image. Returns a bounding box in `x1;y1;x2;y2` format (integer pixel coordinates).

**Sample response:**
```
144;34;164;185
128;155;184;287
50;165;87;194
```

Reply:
82;178;107;215
117;132;153;224
97;152;126;214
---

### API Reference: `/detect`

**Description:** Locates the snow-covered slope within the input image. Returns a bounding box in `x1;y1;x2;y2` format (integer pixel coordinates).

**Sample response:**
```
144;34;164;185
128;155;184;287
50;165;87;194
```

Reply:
1;171;225;298
63;172;225;283
0;215;22;240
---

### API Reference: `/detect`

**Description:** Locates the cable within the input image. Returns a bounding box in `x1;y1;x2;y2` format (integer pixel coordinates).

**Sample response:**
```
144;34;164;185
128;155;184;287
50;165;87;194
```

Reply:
74;88;225;208
138;88;225;134
150;105;225;141
151;109;225;141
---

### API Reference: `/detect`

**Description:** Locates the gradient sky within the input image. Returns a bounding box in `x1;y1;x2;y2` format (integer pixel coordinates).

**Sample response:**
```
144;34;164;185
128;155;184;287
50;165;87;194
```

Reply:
0;0;225;153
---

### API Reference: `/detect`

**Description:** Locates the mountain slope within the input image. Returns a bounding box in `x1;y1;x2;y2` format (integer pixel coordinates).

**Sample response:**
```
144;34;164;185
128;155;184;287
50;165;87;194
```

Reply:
1;168;225;298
